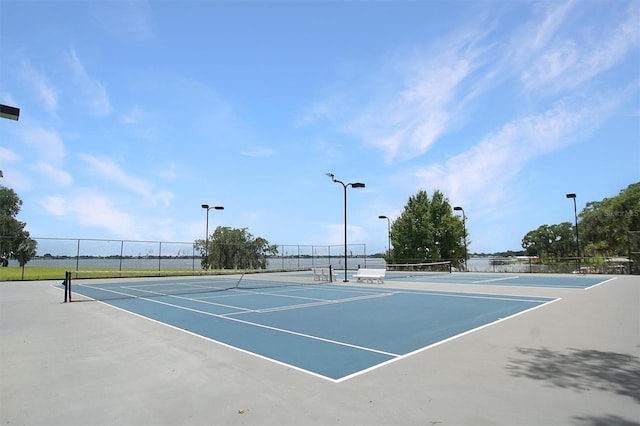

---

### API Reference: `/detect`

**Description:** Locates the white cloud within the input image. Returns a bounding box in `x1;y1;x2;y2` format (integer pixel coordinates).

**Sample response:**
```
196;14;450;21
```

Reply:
413;95;620;210
306;23;495;164
43;193;139;238
518;2;640;94
346;52;478;163
240;147;276;158
323;224;366;248
21;127;66;163
18;59;58;115
67;48;111;116
77;154;174;206
0;147;20;163
33;162;73;187
89;0;154;41
121;106;148;124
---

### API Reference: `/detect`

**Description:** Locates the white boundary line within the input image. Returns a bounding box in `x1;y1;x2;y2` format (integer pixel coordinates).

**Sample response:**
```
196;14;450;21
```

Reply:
583;276;617;290
335;296;562;382
472;276;519;284
70;283;560;383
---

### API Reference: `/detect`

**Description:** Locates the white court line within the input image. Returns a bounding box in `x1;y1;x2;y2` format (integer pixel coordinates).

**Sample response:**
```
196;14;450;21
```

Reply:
75;282;557;383
246;292;394;314
87;301;339;382
583;276;617;290
336;296;562;382
472;276;519;284
108;292;402;359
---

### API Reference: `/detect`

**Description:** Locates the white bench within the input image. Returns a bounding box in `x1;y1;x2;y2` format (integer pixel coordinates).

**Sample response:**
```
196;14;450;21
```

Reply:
312;267;337;282
352;268;386;284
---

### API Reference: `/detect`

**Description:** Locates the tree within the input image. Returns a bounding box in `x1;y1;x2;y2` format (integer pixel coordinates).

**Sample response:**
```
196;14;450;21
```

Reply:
195;226;278;270
522;222;574;260
521;182;640;259
15;238;38;279
389;189;466;268
579;182;640;257
0;185;37;269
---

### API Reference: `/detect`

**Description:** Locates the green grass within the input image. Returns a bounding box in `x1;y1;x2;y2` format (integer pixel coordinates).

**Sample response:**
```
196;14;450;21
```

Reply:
0;266;244;281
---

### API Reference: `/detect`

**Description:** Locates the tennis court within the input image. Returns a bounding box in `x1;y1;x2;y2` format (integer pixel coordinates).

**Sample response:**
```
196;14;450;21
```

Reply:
384;270;611;289
2;271;638;425
66;274;557;381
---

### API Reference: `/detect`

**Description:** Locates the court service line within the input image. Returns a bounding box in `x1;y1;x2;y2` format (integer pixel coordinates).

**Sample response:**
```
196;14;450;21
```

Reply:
472;276;518;284
248;292;395;314
143;288;394;315
396;289;552;304
118;293;402;358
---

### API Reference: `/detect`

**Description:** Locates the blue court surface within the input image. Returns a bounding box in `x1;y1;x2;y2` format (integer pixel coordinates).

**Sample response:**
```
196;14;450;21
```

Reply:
70;277;559;382
385;272;611;289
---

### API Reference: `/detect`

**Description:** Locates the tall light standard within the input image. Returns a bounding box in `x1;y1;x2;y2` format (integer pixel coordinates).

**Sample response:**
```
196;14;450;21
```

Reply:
326;173;365;282
454;206;467;271
201;204;224;270
378;215;391;262
566;193;580;273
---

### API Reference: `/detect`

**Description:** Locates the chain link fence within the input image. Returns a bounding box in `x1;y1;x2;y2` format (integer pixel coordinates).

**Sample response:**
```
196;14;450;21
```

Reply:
0;237;374;280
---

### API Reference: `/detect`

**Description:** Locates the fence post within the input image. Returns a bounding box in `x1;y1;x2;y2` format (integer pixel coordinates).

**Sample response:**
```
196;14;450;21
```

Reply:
75;239;80;278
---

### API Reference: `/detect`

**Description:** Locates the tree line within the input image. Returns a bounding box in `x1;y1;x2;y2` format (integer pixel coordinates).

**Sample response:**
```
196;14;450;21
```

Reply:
521;182;639;260
0;185;37;278
7;177;636;274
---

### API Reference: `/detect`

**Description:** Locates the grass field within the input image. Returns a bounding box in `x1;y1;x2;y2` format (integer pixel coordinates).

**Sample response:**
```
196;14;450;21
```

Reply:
0;266;243;281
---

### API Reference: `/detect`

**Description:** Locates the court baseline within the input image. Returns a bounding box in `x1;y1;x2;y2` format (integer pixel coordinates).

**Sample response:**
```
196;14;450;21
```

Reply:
71;281;556;381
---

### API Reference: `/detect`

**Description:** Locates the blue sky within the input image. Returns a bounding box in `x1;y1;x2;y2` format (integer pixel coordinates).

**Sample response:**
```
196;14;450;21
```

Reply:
1;0;638;255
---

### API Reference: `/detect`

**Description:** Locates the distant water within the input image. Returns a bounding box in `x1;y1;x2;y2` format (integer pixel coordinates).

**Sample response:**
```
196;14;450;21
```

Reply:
4;257;535;273
4;256;387;271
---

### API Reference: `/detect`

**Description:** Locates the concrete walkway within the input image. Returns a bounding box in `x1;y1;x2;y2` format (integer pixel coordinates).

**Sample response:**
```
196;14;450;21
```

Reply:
1;275;638;425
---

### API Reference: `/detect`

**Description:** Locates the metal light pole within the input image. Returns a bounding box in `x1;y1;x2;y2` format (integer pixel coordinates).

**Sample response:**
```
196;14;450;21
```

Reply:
201;204;224;270
453;206;467;271
326;173;365;282
378;215;391;262
566;193;580;273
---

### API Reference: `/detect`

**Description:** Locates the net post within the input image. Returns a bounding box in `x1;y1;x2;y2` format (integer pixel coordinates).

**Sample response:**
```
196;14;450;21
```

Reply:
63;271;72;302
329;265;333;283
67;271;72;302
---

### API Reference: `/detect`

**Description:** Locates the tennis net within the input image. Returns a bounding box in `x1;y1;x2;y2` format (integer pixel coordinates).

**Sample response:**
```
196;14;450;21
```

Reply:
65;272;320;302
385;261;452;278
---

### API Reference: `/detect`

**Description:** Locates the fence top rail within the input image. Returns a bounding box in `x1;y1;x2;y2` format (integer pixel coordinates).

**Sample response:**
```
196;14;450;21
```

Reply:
8;237;368;248
26;237;196;245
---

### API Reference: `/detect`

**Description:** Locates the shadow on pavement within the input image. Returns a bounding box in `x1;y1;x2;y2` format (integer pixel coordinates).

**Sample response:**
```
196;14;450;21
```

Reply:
506;346;640;403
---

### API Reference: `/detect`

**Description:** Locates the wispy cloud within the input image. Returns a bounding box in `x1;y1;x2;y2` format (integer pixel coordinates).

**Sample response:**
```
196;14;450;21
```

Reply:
0;147;20;164
323;224;366;248
89;0;154;41
517;2;640;94
18;59;58;115
5;126;71;188
33;162;72;187
44;192;139;238
306;23;495;163
413;94;621;209
121;106;148;125
67;48;111;116
77;154;174;206
21;127;66;163
240;147;276;158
